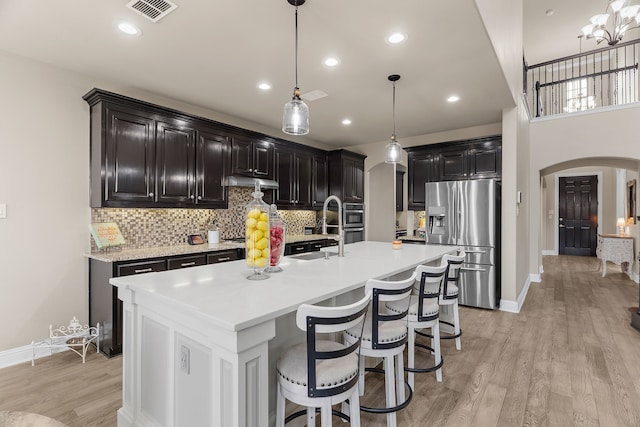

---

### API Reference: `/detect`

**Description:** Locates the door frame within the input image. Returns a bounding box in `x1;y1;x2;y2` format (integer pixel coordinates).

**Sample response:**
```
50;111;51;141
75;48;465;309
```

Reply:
553;171;603;255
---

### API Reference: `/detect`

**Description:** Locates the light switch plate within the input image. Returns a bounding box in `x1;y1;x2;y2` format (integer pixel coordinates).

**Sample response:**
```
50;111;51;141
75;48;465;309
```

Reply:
0;204;6;219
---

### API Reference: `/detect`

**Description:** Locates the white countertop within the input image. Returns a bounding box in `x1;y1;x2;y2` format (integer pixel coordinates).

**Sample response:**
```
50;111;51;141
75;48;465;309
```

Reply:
111;241;457;333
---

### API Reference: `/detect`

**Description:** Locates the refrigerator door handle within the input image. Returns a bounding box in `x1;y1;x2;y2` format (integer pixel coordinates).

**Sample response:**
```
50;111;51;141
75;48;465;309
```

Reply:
464;249;487;254
461;266;487;272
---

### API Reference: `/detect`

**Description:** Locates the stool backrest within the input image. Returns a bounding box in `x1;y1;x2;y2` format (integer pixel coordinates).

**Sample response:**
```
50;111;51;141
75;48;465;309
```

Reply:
364;272;417;350
296;291;372;398
442;250;465;298
414;264;448;322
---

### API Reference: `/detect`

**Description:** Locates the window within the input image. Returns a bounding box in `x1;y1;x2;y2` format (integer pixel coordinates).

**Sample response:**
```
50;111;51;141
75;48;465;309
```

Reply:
564;78;595;113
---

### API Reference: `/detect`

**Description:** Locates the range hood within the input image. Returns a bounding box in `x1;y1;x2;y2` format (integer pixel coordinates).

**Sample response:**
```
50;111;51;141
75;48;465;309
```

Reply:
223;175;279;190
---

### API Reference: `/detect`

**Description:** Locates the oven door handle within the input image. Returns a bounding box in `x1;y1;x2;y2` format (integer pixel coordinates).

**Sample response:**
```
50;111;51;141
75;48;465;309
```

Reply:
344;209;364;214
344;227;365;232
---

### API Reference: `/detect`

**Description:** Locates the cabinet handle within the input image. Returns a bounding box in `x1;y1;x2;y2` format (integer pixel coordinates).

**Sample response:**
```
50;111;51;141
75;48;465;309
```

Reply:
249;168;253;172
295;246;305;251
189;195;194;200
148;192;154;197
134;268;153;274
197;196;202;200
217;257;231;261
291;200;295;203
181;262;196;267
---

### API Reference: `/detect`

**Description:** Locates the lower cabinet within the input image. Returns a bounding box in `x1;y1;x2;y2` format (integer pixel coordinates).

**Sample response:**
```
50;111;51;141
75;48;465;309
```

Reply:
284;239;334;255
89;249;241;357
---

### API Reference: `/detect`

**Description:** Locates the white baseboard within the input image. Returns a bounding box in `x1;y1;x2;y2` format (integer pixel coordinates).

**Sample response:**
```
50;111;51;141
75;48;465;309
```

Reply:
541;250;557;256
0;338;72;369
499;273;536;314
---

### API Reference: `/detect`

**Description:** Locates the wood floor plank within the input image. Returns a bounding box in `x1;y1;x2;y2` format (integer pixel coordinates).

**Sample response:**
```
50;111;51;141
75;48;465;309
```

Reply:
0;255;638;427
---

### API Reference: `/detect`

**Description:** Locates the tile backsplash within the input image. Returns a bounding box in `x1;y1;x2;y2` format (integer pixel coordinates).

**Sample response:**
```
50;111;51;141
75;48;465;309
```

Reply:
91;188;317;251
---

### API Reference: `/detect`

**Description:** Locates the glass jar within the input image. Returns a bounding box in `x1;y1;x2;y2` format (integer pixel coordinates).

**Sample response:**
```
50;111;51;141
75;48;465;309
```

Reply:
265;205;286;273
245;183;270;280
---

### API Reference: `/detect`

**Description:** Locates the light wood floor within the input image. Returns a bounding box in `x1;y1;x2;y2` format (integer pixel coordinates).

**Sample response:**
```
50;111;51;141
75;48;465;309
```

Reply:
1;255;639;426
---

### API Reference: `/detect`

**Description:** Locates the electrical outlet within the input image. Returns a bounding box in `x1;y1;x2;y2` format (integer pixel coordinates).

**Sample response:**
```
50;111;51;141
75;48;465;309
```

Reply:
0;204;6;219
180;345;190;374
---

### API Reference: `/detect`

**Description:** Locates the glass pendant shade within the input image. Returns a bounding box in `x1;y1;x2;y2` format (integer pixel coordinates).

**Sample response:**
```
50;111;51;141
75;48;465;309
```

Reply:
282;91;309;135
385;139;401;163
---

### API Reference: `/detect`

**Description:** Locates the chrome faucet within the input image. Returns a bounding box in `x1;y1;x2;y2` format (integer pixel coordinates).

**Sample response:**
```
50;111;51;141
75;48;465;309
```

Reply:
322;195;344;257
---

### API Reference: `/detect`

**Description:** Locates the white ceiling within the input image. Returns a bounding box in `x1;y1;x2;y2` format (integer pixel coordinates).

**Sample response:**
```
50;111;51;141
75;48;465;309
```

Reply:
0;0;632;148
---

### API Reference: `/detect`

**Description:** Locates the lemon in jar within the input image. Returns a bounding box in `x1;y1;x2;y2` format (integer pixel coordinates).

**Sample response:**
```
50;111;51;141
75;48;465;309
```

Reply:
254;257;268;268
256;220;268;231
246;217;257;229
248;208;262;219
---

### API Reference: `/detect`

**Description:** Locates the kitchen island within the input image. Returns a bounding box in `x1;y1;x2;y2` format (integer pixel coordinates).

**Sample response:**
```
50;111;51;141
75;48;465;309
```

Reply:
111;241;457;427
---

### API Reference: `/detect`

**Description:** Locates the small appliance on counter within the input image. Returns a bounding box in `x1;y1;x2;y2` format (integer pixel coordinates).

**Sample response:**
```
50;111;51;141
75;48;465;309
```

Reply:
207;222;220;245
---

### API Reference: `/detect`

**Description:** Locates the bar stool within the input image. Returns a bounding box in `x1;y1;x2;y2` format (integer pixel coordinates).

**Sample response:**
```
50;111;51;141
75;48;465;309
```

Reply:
276;291;371;427
438;251;465;350
343;272;416;427
386;263;447;388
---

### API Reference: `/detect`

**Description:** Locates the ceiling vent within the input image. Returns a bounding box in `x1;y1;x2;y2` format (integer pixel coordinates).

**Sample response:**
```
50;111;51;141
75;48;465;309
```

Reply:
126;0;178;22
301;90;328;102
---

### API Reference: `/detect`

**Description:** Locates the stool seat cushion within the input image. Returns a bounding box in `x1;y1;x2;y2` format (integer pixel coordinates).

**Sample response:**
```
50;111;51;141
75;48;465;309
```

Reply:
441;283;459;297
344;313;407;345
386;295;439;320
276;340;358;389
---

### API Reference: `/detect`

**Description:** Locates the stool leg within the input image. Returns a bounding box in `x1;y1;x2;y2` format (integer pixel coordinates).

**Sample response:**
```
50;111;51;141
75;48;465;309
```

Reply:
396;351;405;403
349;387;361;427
276;384;285;427
384;355;397;427
307;407;315;426
321;403;332;427
453;300;461;351
408;325;415;389
433;320;442;382
358;353;365;396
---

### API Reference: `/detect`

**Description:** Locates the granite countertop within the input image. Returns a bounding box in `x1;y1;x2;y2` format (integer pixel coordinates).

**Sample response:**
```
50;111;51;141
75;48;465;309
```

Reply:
86;234;338;262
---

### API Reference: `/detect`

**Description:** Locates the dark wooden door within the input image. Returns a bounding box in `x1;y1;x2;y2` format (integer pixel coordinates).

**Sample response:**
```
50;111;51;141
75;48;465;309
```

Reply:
155;120;196;204
252;140;274;178
312;154;328;208
295;152;313;208
231;137;253;176
196;128;230;208
559;175;598;256
439;149;467;181
408;153;433;210
396;171;404;211
104;107;156;204
468;139;502;179
274;147;295;207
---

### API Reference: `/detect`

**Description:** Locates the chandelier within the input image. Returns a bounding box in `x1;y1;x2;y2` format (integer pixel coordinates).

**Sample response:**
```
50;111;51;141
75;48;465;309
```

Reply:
581;0;640;45
282;0;309;135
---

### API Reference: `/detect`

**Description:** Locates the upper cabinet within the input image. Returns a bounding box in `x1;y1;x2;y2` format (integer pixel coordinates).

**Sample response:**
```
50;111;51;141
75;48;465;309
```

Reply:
329;150;366;203
273;145;312;209
231;136;274;179
84;89;230;209
405;135;501;210
311;154;328;209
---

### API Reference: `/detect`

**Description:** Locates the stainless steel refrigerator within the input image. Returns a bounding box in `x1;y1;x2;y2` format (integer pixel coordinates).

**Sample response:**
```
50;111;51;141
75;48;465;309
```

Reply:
425;179;501;309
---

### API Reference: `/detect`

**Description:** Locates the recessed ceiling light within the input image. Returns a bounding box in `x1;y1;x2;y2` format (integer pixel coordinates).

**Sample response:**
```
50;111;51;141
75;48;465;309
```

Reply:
118;22;142;36
387;32;407;44
257;82;272;90
545;9;555;16
324;57;340;67
447;95;460;103
342;119;352;125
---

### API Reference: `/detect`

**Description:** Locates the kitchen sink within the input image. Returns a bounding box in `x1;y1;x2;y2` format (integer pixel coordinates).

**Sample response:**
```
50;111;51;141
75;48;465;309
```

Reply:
290;251;339;261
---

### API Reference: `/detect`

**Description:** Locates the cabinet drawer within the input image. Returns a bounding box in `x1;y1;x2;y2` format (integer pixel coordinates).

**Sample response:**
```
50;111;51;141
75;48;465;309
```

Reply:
308;240;326;251
286;243;309;255
207;250;239;264
167;254;207;270
116;260;167;276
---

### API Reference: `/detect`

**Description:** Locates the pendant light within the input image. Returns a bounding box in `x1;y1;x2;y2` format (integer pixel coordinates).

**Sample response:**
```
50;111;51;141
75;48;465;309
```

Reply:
385;74;401;163
282;0;309;135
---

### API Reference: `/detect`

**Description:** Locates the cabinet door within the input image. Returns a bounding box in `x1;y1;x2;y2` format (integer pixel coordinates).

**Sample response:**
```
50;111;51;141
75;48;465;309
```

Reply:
253;140;274;178
231;137;253;176
196;128;230;208
342;159;357;202
156;120;196;204
353;160;364;202
439;149;467;181
207;250;239;264
408;153;432;210
468;139;502;178
295;152;313;208
104;107;156;205
396;171;404;211
312;154;328;208
274;147;295;207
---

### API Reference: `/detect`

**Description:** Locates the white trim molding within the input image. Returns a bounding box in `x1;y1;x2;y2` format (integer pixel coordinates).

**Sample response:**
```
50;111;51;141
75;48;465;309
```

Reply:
499;273;540;313
0;339;71;369
541;250;557;256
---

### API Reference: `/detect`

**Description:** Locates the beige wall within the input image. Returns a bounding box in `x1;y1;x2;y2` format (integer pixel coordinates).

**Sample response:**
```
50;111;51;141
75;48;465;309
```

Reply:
0;51;326;352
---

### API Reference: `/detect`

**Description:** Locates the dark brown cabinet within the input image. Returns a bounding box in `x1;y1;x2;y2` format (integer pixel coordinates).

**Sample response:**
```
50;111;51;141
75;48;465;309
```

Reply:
231;137;274;179
312;154;328;209
405;135;501;210
396;171;404;211
90;258;167;357
89;248;242;357
274;146;312;209
85;89;231;209
329;150;366;203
